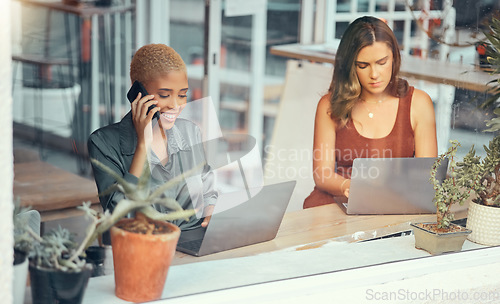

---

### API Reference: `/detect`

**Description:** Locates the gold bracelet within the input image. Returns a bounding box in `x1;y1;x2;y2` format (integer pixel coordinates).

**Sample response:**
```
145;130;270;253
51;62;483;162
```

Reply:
340;179;349;193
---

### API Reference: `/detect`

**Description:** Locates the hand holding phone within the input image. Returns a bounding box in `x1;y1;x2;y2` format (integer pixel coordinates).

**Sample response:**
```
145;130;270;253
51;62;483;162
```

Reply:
127;81;160;120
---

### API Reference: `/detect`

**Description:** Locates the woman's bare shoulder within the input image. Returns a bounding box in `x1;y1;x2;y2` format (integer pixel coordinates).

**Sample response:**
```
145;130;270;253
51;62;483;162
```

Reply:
411;87;432;103
410;87;435;119
317;93;332;111
316;93;338;128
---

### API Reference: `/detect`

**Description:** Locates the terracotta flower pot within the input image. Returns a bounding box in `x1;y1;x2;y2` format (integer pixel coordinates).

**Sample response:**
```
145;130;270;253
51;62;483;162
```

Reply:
466;201;500;246
411;222;471;255
110;218;180;303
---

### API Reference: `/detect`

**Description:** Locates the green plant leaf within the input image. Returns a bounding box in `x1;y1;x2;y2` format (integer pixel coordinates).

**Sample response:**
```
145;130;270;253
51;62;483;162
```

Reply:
139;205;196;222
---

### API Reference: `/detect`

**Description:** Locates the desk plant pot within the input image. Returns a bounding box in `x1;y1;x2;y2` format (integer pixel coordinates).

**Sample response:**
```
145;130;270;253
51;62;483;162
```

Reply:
454;133;500;247
110;216;180;302
466;201;500;246
86;159;196;301
13;250;28;304
452;132;500;248
22;224;93;304
411;222;471;255
29;262;92;304
412;141;473;255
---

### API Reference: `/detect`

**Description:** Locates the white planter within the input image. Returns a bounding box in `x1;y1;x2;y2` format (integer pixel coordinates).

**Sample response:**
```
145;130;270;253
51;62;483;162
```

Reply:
466;201;500;246
13;256;28;304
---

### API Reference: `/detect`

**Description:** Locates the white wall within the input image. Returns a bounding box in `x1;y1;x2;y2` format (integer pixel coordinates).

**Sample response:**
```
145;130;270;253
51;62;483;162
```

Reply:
264;60;332;212
0;0;14;302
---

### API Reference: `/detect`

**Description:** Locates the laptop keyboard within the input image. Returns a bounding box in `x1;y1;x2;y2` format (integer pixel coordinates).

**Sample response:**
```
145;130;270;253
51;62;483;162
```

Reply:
178;239;203;252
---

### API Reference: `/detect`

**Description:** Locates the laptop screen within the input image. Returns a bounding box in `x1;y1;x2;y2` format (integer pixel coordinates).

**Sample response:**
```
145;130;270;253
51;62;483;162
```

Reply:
344;157;447;215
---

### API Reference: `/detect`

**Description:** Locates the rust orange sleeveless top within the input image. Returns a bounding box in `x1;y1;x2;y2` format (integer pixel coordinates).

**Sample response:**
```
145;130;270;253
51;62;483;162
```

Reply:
303;87;415;208
335;86;415;178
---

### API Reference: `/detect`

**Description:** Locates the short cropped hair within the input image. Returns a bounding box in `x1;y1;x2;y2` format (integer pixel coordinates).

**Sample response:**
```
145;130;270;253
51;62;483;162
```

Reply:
129;44;187;84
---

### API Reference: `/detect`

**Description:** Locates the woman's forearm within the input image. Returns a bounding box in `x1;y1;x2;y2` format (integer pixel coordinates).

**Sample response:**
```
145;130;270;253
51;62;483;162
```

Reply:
129;143;147;177
313;168;350;197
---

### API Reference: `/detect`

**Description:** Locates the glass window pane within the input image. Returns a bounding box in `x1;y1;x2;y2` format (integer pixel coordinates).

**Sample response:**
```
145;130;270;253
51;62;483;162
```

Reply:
357;0;369;13
336;0;350;13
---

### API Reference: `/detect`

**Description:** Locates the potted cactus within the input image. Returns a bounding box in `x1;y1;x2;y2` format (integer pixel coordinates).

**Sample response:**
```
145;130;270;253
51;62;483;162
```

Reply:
457;135;500;245
20;158;196;303
411;140;472;255
84;158;197;302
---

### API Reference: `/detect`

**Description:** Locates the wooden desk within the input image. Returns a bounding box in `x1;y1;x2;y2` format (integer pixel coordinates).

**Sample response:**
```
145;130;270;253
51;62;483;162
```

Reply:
13;161;100;222
75;202;475;303
173;203;467;265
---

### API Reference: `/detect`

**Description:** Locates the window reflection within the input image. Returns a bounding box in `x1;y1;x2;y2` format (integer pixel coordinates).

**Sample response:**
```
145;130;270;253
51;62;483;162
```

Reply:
10;1;500;300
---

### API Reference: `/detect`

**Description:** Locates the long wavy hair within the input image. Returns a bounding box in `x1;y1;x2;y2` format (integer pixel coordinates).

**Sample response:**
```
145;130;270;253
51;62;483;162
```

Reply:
329;16;408;126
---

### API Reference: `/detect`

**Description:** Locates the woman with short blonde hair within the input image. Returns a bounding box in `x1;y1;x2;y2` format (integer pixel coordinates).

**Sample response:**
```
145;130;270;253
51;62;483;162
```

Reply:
89;44;217;238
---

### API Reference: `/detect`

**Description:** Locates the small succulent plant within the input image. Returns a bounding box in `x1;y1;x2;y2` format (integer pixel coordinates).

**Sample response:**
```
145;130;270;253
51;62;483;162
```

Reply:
429;134;500;232
29;226;86;272
23;158;197;271
14;198;85;271
70;158;197;259
456;135;500;207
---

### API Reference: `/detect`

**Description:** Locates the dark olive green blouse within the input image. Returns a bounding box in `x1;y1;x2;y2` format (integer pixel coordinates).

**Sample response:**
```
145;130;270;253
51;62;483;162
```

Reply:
88;111;218;230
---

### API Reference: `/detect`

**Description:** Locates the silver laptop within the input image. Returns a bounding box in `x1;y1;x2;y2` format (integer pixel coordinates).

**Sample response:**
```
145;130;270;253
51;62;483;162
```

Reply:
176;180;296;256
336;157;448;215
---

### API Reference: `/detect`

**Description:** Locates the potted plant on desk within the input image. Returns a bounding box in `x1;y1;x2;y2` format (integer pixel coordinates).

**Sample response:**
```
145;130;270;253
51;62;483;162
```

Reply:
83;158;196;303
411;140;472;255
14;198;95;304
460;15;500;246
457;135;500;245
27;226;93;304
21;159;196;303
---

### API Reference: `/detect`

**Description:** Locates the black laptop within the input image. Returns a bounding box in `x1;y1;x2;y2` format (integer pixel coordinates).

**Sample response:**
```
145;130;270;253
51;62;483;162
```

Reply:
177;180;296;256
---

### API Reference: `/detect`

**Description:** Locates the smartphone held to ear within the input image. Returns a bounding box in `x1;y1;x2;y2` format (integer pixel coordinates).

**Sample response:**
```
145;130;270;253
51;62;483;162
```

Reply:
127;81;160;120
